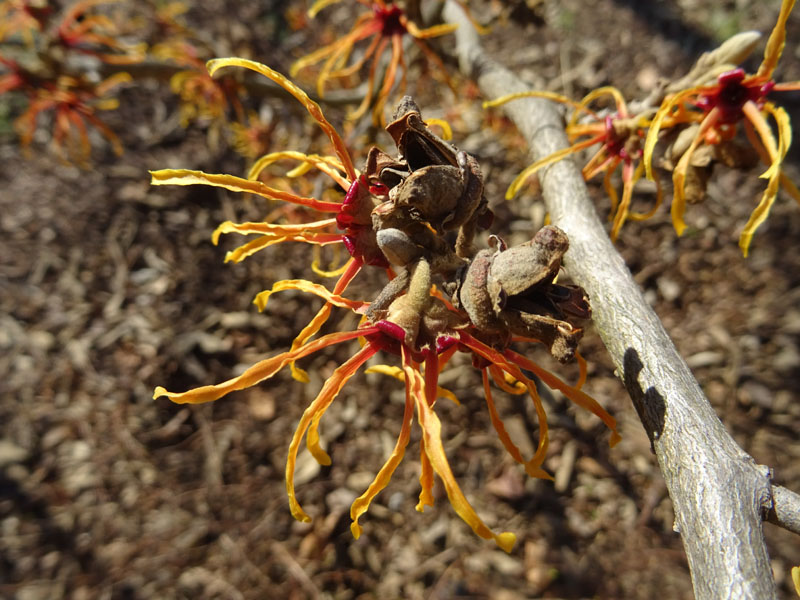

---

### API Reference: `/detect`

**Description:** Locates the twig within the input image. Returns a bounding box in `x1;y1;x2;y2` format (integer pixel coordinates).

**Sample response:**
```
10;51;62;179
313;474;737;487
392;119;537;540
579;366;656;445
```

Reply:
769;484;800;536
442;2;793;598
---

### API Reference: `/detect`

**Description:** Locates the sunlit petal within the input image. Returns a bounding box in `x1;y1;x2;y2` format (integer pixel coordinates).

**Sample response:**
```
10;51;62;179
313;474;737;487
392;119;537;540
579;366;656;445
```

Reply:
506;349;621;446
288;258;362;382
287;341;379;521
757;0;796;79
350;367;415;538
153;326;378;405
365;365;459;404
253;278;368;314
207;58;357;180
403;346;517;553
150;168;342;212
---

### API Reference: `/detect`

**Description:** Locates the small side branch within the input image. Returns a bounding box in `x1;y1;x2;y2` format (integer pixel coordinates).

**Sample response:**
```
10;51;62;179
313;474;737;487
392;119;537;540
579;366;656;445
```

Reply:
769;484;800;535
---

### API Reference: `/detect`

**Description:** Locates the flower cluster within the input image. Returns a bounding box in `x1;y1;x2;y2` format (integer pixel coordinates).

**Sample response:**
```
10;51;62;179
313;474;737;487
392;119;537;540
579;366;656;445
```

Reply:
152;58;619;552
485;86;660;241
486;0;800;256
0;0;144;164
290;0;458;124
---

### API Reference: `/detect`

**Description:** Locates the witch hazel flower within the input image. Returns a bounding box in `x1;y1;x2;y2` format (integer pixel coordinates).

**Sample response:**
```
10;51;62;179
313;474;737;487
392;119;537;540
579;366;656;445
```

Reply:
643;0;800;255
150;58;391;380
154;255;619;553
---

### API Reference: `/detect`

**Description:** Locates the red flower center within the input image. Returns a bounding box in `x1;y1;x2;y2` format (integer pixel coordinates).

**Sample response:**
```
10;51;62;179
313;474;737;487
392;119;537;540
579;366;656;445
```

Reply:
697;68;775;124
374;4;407;37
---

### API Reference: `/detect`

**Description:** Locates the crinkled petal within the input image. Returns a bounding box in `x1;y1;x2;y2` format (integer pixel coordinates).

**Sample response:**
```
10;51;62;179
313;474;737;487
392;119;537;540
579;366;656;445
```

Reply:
610;160;637;240
506;349;621;447
287;341;379;521
738;102;788;256
629;162;664;221
288;258;362;382
671;107;720;236
460;336;551;478
643;87;703;181
207;58;357;180
365;365;459;405
506;136;601;199
757;0;796;79
416;439;435;511
482;369;546;478
248;151;349;190
403;346;517;553
153;326;379;405
350;369;415;539
212;218;338;245
224;232;342;263
150;168;342;212
488;365;526;395
253;278;368;314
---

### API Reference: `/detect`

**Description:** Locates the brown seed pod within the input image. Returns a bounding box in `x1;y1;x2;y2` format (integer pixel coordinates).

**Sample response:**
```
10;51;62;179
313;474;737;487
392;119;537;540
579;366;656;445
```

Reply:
454;226;589;363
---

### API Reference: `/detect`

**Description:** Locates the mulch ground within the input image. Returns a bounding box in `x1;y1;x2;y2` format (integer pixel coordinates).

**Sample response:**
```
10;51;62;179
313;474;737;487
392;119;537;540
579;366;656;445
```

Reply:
1;1;799;598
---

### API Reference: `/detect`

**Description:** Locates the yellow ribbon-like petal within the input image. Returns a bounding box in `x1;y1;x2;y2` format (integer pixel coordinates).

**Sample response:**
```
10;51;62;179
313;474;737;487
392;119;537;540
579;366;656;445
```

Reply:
738;102;789;256
212;218;338;245
365;364;459;405
287;258;362;382
153;326;378;405
757;0;796;79
150;168;342;212
286;342;379;522
350;370;415;539
403;346;517;553
643;87;704;182
253;278;368;314
248;150;349;190
206;58;357;181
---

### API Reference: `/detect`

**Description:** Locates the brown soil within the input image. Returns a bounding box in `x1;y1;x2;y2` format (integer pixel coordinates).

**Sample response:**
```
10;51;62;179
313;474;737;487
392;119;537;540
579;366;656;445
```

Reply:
1;1;799;598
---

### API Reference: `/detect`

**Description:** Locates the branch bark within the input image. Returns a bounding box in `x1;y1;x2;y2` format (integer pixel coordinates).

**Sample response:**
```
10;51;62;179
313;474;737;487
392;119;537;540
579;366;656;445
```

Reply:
442;3;785;598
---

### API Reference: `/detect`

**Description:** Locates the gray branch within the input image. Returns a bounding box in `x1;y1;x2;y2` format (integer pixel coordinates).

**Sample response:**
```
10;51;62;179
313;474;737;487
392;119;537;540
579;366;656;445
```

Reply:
442;2;792;598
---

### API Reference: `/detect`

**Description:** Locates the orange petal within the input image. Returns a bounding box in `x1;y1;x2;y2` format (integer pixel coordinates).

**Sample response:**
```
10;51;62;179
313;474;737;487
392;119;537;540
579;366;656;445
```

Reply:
460;338;551;478
287;341;378;522
364;365;458;404
488;365;526;395
350;367;415;538
149;168;342;212
610;160;637;240
253;278;368;314
288;258;362;382
506;349;621;447
153;326;379;405
403;346;517;553
206;58;357;181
